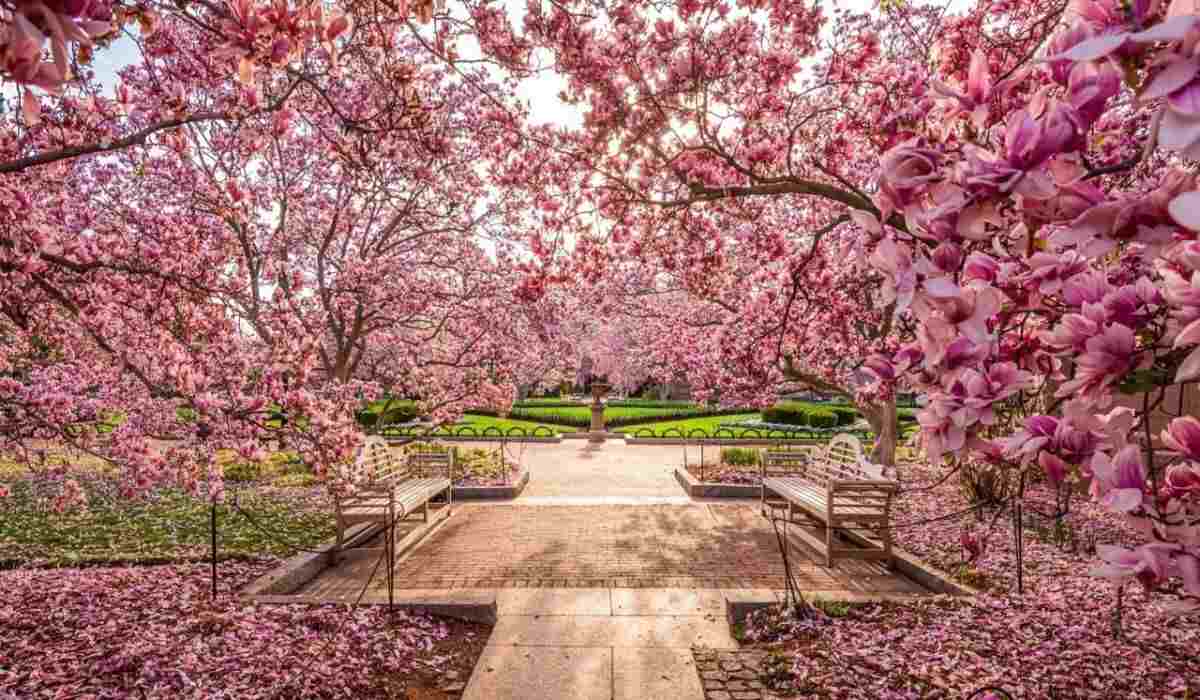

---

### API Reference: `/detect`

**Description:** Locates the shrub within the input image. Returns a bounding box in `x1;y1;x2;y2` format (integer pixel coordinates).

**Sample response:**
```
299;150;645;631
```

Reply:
608;399;697;409
356;400;420;431
761;403;809;426
721;447;760;466
224;461;261;482
405;442;457;458
271;472;318;488
510;401;581;409
959;461;1011;513
225;451;310;483
829;407;858;426
762;402;855;429
807;408;839;429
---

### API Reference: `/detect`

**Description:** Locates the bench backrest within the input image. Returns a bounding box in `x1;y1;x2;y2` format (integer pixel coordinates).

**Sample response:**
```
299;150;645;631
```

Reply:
406;450;453;478
354;438;456;486
356;436;397;484
771;433;881;485
762;449;811;478
812;433;882;481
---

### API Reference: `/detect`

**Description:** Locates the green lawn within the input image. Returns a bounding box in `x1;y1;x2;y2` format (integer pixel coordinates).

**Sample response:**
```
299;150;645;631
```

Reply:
613;411;919;441
0;477;334;567
613;413;761;436
508;404;715;428
382;413;567;437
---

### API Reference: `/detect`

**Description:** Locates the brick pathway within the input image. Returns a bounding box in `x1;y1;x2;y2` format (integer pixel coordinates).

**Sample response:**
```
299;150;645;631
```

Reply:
299;503;925;595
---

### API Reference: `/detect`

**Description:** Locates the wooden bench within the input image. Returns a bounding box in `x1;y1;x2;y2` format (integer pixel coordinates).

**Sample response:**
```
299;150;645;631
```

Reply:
761;434;897;568
334;436;453;554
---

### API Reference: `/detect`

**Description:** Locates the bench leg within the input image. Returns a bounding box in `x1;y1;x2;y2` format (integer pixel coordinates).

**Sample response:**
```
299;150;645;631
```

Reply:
825;519;835;568
334;513;344;565
423;499;429;523
881;522;893;569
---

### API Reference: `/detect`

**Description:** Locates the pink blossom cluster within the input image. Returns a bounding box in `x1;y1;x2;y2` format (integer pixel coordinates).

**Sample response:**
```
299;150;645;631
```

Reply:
863;0;1200;613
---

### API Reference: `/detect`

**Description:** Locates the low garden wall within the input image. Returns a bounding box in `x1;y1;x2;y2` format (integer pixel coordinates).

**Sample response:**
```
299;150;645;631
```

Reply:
452;468;530;500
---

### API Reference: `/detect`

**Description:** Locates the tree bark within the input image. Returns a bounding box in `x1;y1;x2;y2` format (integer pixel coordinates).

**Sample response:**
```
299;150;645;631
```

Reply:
858;396;897;467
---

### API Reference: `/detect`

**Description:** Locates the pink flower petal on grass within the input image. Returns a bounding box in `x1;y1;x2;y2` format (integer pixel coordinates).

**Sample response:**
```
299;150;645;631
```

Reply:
1169;190;1200;230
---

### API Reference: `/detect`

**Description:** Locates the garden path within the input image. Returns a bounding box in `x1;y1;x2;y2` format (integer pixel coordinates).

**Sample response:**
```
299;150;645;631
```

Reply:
298;438;928;699
506;438;691;501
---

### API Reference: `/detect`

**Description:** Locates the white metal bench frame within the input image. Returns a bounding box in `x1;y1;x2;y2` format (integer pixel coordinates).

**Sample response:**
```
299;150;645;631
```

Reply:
334;436;454;555
761;434;897;567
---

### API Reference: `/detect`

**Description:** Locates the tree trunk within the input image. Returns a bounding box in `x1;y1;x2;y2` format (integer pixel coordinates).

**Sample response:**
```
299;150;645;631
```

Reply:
858;395;897;467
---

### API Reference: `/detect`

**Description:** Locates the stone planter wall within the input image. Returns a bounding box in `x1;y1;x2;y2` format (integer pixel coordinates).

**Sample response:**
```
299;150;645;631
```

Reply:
452;468;530;500
674;466;761;499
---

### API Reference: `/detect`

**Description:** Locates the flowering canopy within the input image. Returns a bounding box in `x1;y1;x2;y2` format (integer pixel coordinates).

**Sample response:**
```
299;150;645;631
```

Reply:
2;0;1200;619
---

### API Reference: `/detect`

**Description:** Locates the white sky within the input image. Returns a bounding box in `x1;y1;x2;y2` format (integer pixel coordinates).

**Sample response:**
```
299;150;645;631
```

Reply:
82;0;900;130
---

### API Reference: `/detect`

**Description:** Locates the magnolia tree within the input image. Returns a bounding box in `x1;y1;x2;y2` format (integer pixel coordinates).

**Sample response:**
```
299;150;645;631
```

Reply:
504;0;1200;609
854;0;1200;613
0;2;538;500
511;0;973;463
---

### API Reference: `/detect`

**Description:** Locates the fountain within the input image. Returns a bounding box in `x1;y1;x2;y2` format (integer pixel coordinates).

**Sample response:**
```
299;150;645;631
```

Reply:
588;382;610;442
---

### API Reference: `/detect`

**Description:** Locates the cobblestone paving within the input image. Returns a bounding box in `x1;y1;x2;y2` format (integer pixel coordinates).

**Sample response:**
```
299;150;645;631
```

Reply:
693;649;792;700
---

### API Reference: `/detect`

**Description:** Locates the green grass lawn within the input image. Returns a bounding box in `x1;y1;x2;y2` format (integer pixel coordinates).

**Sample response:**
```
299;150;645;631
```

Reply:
613;413;761;436
508;404;714;428
613;411;920;441
0;476;335;567
382;413;567;437
459;414;565;434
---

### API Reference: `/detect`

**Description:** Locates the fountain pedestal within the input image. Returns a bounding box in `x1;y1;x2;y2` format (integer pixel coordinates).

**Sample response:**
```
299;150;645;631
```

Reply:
588;383;610;443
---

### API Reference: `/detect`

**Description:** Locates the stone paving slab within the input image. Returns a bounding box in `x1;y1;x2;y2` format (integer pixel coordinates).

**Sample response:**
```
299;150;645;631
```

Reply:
613;647;704;700
488;615;737;649
462;644;612;700
497;588;612;616
611;588;725;616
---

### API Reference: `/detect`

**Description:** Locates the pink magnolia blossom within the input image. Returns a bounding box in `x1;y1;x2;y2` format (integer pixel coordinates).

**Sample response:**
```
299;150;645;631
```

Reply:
1165;462;1200;497
1090;445;1148;512
931;48;993;129
1056;323;1139;398
1092;543;1177;590
1162;417;1200;461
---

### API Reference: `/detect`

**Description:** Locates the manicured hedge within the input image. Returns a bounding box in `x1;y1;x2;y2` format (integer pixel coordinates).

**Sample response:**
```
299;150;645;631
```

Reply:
829;406;858;426
511;401;583;409
505;405;750;429
607;399;699;409
762;402;845;429
356;400;420;430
